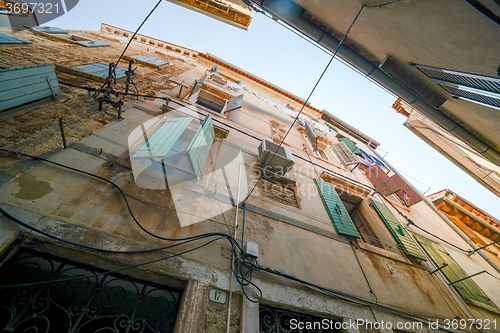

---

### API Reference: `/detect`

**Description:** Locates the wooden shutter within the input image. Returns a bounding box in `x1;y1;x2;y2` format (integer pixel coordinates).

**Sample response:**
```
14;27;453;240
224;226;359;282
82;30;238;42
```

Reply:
390;174;422;206
370;199;427;260
414;63;500;109
0;64;61;111
306;122;318;152
331;142;359;166
325;123;338;133
338;137;363;156
188;73;207;98
226;94;244;112
314;179;360;238
415;236;496;308
365;165;400;196
187;114;215;180
133;117;192;158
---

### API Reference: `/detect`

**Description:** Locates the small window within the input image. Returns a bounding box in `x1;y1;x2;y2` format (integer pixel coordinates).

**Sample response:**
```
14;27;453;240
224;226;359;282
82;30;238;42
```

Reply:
338;193;384;248
316;148;329;161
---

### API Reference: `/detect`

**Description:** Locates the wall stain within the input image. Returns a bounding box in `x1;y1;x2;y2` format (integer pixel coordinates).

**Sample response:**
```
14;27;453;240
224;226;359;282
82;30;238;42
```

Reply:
14;174;52;200
270;120;286;144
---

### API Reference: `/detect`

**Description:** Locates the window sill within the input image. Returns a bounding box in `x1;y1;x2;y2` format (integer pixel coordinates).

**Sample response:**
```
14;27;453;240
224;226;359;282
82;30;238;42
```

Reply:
464;298;500;315
356;240;410;264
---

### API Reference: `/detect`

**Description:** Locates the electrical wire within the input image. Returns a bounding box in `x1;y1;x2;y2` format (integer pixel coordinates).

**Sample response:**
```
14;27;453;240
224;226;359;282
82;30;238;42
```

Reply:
0;148;243;252
349;240;378;303
0;206;224;255
486;271;500;282
377;193;471;253
246;259;456;332
93;0;164;99
242;4;366;205
0;148;262;302
0;236;225;289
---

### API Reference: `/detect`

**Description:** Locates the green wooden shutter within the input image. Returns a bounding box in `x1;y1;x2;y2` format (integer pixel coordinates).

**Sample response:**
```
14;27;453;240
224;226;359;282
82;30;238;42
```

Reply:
133;117;192;158
370;199;426;260
326;123;338;133
0;64;61;111
339;137;363;156
187;114;215;180
314;179;360;238
415;236;496;308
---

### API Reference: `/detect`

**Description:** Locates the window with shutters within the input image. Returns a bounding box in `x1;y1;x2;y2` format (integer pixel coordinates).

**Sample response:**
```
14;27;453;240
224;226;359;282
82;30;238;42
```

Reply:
314;179;361;238
131;114;215;183
415;235;497;309
370;199;427;261
338;192;384;248
413;63;500;110
301;124;335;163
331;142;360;167
190;73;243;115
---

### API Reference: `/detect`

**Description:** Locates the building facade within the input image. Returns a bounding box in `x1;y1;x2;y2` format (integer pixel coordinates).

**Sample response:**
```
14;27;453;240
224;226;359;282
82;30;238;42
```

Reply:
0;23;500;333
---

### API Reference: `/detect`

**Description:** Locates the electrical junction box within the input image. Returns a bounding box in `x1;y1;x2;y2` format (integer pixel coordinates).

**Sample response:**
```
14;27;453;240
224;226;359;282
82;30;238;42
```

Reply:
245;242;259;258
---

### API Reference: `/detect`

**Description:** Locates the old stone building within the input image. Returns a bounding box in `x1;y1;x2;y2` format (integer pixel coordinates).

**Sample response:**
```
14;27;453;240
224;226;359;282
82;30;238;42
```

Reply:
1;21;500;333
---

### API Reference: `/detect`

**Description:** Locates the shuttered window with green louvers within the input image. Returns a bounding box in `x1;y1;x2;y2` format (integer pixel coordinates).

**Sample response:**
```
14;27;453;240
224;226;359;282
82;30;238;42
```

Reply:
187;114;215;180
415;235;496;308
370;199;427;260
133;117;193;158
325;123;338;133
314;179;360;238
339;137;363;157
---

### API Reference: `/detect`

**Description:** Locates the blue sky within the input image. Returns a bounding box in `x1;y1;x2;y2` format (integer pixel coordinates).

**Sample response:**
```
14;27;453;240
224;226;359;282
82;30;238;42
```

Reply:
51;0;499;218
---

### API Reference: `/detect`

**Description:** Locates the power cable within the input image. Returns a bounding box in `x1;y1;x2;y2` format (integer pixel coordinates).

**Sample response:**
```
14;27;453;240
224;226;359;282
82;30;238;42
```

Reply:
349;240;378;303
242;4;367;205
93;0;164;99
0;207;225;255
486;271;500;282
302;144;321;179
246;259;456;332
377;193;471;253
0;236;225;289
0;148;241;249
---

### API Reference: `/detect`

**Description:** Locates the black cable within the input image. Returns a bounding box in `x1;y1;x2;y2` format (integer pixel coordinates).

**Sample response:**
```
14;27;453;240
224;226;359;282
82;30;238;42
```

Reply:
0;150;265;301
114;91;169;100
93;0;163;99
0;148;242;251
349;240;378;303
364;0;406;8
59;81;98;92
411;223;472;254
377;194;471;253
0;206;226;255
246;260;456;332
0;236;225;288
302;144;321;179
242;4;366;205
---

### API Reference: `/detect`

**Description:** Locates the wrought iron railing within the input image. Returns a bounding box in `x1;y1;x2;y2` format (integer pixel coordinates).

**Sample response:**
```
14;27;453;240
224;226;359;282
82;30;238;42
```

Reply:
0;250;182;333
259;304;340;333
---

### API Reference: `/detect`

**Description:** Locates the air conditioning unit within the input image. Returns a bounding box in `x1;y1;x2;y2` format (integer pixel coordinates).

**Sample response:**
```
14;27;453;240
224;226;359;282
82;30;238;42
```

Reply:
258;139;295;175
